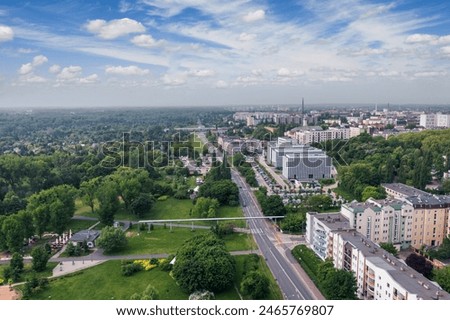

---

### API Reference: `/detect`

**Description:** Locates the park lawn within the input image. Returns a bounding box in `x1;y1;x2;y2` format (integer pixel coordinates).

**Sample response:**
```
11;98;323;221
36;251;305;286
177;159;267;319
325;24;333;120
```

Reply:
222;233;257;252
217;205;245;227
67;219;98;233
74;198;97;218
107;227;209;255
28;260;188;300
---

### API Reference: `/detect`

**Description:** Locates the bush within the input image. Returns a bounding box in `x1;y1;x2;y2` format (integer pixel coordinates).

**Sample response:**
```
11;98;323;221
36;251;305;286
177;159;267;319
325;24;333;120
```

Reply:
240;271;270;299
121;261;143;276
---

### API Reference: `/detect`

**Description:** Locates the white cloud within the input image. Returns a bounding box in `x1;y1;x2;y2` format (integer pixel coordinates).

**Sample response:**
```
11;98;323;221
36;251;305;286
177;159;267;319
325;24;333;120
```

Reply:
215;80;228;88
21;75;47;83
350;48;385;56
0;25;14;42
441;46;450;55
238;33;256;42
188;69;215;77
277;67;291;77
79;74;99;84
405;33;437;44
84;18;145;39
17;48;34;54
19;63;33;75
32;55;48;66
405;33;450;45
18;55;48;75
105;65;150;76
49;64;61;74
277;67;304;78
162;74;186;86
413;71;446;78
242;9;265;22
57;66;83;80
130;34;164;48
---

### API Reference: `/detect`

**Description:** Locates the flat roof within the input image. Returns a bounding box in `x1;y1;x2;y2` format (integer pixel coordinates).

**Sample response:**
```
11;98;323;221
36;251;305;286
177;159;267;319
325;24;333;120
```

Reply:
309;212;352;231
382;183;429;197
338;231;450;300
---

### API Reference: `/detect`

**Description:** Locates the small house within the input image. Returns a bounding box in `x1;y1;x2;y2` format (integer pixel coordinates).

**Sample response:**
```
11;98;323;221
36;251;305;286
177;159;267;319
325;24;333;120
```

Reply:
69;230;100;248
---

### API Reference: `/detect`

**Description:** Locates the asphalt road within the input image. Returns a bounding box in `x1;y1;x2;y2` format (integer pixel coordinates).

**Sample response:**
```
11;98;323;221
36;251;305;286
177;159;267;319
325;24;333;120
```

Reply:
232;169;316;300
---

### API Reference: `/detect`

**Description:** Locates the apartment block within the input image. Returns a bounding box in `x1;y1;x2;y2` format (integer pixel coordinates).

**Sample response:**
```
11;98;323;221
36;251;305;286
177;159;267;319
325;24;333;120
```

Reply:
305;212;450;300
341;199;414;249
382;183;450;248
420;113;450;128
285;126;354;144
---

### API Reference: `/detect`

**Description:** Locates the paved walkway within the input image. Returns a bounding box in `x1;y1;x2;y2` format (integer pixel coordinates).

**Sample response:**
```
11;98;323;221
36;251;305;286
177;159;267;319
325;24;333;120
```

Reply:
51;260;105;277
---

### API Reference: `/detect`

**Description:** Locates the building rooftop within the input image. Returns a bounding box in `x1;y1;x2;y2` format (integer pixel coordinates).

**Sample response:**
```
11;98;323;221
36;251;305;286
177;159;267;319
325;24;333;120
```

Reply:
382;183;429;197
309;212;352;231
338;231;450;300
70;230;100;243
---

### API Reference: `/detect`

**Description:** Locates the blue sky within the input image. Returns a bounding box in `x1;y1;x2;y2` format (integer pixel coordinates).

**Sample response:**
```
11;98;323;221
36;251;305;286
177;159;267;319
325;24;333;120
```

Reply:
1;0;450;107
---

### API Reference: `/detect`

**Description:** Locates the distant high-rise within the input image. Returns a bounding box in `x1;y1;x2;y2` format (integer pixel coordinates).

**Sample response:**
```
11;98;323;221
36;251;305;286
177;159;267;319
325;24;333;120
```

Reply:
301;97;305;116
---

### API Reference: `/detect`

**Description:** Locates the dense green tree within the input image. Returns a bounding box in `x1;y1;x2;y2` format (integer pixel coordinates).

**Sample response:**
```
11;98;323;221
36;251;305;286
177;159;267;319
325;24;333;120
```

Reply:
3;252;25;282
96;179;120;226
173;233;235;293
27;184;77;235
442;179;450;195
79;177;100;214
428;236;450;260
240;271;270;299
257;194;286;216
280;213;305;233
193;197;219;218
1;215;24;253
321;269;358;300
305;195;333;211
379;243;399;257
361;186;387;202
199;180;239;206
17;210;35;241
130;193;154;218
433;266;450;292
110;168;153;210
97;226;128;254
31;246;50;272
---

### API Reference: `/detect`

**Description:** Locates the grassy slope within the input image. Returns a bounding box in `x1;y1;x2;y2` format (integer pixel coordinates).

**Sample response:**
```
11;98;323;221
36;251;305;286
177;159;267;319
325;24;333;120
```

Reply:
28;255;282;300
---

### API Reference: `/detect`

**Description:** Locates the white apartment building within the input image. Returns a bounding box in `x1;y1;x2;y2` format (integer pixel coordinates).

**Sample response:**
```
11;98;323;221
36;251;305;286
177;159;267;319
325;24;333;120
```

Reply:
332;231;450;300
306;213;450;300
341;199;414;249
286;127;353;144
420;113;450;128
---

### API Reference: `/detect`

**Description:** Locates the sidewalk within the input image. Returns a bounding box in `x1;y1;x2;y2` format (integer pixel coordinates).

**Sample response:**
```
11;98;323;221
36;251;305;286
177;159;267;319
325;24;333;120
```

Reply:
51;259;105;277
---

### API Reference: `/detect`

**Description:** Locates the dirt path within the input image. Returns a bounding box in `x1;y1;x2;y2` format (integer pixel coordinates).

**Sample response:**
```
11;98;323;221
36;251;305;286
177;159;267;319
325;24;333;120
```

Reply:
0;286;19;300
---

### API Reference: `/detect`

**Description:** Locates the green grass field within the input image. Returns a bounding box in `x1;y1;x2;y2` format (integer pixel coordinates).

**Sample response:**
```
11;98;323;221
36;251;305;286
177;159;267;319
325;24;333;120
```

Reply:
26;255;281;300
109;227;209;255
222;233;257;252
107;227;254;255
28;260;188;300
67;219;98;233
75;196;245;228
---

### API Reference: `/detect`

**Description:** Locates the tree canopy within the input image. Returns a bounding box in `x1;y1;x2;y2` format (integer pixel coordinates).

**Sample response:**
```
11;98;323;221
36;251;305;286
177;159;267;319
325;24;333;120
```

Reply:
172;233;235;293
